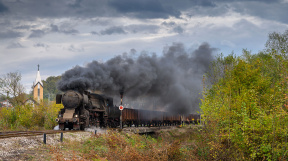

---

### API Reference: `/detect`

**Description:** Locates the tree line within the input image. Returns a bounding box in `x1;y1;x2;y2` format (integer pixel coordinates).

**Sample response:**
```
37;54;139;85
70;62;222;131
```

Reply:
201;29;288;160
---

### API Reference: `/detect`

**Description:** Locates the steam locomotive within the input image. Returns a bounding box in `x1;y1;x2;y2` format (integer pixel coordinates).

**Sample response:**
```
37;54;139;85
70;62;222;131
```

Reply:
55;90;200;130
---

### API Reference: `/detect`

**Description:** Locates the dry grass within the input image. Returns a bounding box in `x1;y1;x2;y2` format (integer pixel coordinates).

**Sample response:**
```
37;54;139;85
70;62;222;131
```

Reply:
46;126;210;161
1;125;248;160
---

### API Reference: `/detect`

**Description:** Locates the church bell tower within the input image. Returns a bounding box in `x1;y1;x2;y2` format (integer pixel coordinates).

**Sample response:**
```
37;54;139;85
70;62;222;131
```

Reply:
33;64;43;102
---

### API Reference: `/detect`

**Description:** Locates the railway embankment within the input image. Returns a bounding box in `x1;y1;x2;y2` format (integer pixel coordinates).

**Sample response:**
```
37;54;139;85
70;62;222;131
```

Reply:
0;125;202;160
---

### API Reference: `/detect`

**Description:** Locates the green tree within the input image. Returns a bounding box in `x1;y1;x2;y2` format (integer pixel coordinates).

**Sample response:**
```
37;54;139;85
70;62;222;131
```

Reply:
201;50;288;160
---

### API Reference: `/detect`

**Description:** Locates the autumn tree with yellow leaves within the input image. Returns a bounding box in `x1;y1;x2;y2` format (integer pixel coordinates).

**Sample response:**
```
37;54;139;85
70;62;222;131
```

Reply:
201;30;288;160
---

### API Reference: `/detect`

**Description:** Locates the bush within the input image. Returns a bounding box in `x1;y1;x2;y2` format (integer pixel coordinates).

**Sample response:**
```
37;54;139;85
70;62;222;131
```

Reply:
0;102;62;131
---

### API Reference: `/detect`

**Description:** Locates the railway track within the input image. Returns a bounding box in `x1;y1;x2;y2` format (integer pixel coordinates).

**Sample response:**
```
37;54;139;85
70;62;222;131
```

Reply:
0;125;184;139
0;130;80;139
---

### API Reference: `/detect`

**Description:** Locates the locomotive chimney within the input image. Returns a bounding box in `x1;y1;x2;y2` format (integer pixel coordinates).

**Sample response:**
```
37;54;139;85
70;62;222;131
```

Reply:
119;88;124;105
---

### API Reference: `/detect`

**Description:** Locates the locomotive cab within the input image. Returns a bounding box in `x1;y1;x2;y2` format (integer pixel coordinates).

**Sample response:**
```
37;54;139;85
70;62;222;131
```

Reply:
88;93;111;128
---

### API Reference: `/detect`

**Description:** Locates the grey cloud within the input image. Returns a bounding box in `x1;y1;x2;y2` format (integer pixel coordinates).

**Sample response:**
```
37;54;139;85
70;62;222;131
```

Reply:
68;0;83;8
109;0;181;19
233;19;257;30
14;25;34;30
219;0;281;3
191;0;216;7
6;42;24;49
98;25;160;35
68;44;84;52
28;29;46;38
173;26;184;34
0;30;22;39
125;25;159;34
88;18;114;26
34;43;49;48
1;0;111;19
231;1;288;23
50;24;79;35
61;28;79;34
0;0;214;20
161;22;184;34
27;24;78;38
100;26;126;35
0;1;8;13
0;0;286;23
162;21;177;27
50;24;59;32
0;19;11;27
90;31;98;35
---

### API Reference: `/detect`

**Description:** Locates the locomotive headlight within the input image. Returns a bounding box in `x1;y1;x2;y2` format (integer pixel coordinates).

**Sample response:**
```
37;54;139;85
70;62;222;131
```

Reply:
58;114;62;118
74;114;78;118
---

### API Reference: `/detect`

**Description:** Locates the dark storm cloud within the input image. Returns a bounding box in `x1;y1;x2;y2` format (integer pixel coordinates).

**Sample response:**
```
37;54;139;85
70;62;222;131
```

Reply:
191;0;216;7
100;26;126;35
58;42;215;114
108;0;181;19
6;42;24;49
68;0;83;9
0;0;216;20
0;30;22;39
219;0;280;2
230;1;288;23
0;0;111;19
0;0;287;23
0;1;8;13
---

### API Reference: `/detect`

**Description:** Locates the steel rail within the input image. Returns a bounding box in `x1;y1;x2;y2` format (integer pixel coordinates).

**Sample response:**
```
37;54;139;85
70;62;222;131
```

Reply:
0;130;81;139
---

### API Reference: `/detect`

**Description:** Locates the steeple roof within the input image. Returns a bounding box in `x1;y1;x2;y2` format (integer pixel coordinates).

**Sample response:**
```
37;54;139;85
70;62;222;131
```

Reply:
34;64;43;87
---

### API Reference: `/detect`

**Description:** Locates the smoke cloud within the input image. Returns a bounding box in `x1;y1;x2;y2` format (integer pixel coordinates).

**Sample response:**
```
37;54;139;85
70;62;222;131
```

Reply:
57;42;215;114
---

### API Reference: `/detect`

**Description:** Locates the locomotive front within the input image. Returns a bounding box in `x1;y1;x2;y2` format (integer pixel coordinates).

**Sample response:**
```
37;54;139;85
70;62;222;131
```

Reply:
56;90;89;130
62;90;83;109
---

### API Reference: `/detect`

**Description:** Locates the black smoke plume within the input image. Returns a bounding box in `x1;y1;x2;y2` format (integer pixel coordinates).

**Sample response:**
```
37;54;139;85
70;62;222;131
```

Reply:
57;42;215;114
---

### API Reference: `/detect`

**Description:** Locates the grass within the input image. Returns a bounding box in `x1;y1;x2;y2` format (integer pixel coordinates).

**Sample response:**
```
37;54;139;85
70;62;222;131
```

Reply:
46;126;209;161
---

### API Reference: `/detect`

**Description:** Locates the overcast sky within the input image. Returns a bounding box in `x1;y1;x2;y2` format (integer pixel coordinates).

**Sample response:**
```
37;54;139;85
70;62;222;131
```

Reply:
0;0;288;93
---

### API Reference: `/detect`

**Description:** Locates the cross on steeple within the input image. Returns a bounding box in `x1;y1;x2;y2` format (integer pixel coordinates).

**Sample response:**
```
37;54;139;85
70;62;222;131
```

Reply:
38;64;39;71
